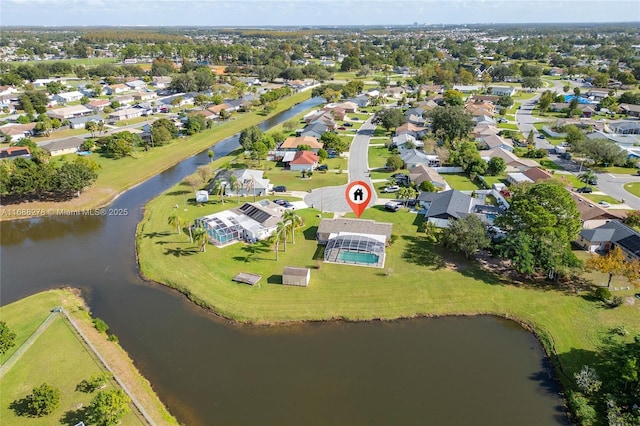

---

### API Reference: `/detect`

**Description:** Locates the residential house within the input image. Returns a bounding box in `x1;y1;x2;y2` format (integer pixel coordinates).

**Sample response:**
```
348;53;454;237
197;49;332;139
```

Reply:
608;121;640;135
392;134;424;152
289;150;319;172
570;191;627;229
409;164;449;190
506;172;533;185
279;136;323;152
395;122;428;139
349;95;371;108
103;84;128;95
132;91;157;102
151;76;172;89
125;80;147;91
0;123;36;142
384;87;405;99
47;105;92;120
108;108;143;121
483;147;539;171
549;67;566;77
417;189;481;228
0;146;31;159
334;101;358;113
85;99;110;111
587;88;610;101
195;200;284;246
452;85;480;93
53;91;84;104
299;122;329;139
577;220;640;261
400;149;439;168
0;85;19;97
489;86;517;97
68;114;103;130
207;103;232;116
477;134;513;152
317;218;392;268
522;167;554;182
209;169;271;197
41;137;84;156
619;103;640;118
112;95;135;106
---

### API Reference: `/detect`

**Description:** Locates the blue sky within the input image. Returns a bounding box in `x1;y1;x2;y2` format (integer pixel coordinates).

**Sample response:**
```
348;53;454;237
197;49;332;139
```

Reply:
2;0;639;26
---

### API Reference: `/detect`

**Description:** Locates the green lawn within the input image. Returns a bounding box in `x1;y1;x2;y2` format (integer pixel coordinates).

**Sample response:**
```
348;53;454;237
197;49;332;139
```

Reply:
443;173;481;191
553;173;585;189
593;166;640;175
368;145;391;169
482;175;508;187
32;127;89;142
624;182;640;197
137;181;640;398
348;113;371;121
0;294;145;426
497;123;519;130
582;194;623;204
113;116;149;127
0;290;177;425
539;158;565;171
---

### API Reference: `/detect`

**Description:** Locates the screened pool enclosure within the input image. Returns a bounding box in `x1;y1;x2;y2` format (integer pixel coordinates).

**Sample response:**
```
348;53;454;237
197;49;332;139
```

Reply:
323;234;386;268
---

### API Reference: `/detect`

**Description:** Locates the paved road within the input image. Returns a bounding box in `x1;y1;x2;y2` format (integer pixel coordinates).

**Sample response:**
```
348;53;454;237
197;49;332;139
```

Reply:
35;119;156;146
305;118;377;213
596;173;640;209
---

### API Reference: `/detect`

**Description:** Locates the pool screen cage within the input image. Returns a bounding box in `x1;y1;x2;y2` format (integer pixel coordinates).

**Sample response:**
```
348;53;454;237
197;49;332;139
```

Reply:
195;215;242;246
324;234;385;264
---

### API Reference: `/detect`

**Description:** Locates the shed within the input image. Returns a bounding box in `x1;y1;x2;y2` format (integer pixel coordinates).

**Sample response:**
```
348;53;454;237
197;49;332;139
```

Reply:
282;267;310;287
195;190;209;203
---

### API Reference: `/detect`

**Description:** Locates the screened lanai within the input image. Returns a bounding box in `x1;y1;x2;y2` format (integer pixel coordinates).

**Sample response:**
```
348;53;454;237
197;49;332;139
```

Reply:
323;233;386;268
195;211;242;246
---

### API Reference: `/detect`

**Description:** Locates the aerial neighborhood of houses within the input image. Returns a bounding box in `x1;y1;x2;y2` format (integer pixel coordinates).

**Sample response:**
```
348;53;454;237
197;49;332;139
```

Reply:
0;26;639;275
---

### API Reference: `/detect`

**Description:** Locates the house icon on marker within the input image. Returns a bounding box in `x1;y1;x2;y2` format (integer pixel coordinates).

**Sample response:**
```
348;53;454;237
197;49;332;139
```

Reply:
353;188;363;201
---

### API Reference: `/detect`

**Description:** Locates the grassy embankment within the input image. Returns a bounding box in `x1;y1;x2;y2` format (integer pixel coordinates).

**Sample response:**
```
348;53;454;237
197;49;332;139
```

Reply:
0;91;311;219
0;289;177;425
137;177;640;395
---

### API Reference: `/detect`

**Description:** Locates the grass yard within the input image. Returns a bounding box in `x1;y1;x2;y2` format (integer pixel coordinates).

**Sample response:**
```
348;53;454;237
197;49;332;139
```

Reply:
593;166;640;175
539;158;565;171
624;182;640;197
0;316;145;426
553;173;585;190
368;145;391;169
137;181;640;398
0;91;311;219
347;113;371;121
582;193;623;204
265;167;348;191
482;175;508;187
443;173;481;191
113;116;149;127
32;127;88;141
497;123;519;130
0;290;177;425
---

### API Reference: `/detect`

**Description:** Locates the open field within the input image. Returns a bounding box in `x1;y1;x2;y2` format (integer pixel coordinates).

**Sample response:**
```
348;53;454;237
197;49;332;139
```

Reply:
443;173;481;191
0;289;177;425
368;145;390;169
0;91;311;219
137;179;640;396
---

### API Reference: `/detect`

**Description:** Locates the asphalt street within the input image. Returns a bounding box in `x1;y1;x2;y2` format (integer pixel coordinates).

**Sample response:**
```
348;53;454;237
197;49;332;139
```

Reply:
305;118;378;213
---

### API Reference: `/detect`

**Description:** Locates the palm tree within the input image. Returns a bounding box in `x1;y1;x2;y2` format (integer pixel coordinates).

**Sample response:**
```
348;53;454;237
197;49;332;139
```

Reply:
168;213;183;235
283;210;304;244
276;221;288;253
96;120;105;135
579;170;597;186
229;175;242;203
243;176;256;202
192;227;208;252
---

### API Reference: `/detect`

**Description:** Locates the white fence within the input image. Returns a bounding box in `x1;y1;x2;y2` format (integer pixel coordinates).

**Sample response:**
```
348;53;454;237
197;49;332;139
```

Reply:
542;126;566;138
434;166;464;173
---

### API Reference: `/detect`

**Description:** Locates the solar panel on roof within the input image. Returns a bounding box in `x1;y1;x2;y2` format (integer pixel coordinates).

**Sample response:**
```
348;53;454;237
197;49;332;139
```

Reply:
617;235;640;256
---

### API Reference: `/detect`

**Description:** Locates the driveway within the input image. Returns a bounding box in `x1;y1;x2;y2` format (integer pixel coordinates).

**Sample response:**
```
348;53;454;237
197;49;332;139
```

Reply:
304;118;377;213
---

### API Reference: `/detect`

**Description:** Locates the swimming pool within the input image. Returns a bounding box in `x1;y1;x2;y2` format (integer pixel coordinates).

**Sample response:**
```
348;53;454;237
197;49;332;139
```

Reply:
337;251;379;264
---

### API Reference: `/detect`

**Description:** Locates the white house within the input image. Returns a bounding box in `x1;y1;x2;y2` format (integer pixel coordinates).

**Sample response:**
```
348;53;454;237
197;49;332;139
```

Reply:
108;108;143;121
489;86;517;97
53;91;84;104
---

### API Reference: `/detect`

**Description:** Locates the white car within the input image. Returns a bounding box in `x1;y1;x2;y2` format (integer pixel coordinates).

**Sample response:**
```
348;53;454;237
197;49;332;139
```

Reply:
598;201;610;208
382;185;400;193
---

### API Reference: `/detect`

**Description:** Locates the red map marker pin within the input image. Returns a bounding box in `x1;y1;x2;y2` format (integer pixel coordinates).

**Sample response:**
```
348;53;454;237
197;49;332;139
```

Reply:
345;180;372;218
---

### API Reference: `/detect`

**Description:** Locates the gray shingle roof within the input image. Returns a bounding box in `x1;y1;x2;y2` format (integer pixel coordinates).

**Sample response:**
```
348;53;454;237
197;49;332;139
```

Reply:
418;190;474;220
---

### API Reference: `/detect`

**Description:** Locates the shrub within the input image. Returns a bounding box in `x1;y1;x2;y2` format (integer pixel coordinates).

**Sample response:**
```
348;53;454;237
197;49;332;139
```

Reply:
93;318;109;334
610;296;624;308
594;287;611;302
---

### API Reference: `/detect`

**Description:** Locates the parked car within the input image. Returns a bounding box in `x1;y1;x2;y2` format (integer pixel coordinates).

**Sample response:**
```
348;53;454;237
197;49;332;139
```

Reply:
586;178;598;185
382;185;400;193
273;185;287;193
598;201;610;208
273;199;287;205
316;164;328;171
343;122;353;127
352;117;359;120
385;201;400;212
577;187;593;193
537;134;545;139
338;126;346;130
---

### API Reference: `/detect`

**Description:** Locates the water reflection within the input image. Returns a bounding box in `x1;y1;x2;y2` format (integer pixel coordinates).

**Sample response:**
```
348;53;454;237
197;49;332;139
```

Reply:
0;214;106;246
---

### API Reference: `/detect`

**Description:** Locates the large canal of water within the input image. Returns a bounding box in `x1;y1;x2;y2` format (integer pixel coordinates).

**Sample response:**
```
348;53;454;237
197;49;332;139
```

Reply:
0;98;569;425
